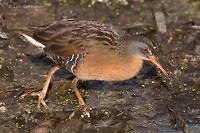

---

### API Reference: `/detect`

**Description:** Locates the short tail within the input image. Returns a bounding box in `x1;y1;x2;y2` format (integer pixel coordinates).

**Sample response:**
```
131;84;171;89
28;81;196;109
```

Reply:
22;33;45;48
15;27;46;48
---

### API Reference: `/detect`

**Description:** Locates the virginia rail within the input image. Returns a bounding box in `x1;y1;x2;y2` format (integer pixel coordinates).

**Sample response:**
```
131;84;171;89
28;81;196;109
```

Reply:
20;19;167;109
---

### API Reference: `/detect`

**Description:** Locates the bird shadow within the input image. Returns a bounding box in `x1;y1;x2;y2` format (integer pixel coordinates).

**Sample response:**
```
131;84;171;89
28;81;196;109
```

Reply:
26;53;75;80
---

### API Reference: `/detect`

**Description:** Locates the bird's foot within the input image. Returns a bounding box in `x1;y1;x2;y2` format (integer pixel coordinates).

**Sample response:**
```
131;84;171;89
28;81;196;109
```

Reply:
37;93;50;110
69;106;91;119
82;106;91;117
79;101;90;117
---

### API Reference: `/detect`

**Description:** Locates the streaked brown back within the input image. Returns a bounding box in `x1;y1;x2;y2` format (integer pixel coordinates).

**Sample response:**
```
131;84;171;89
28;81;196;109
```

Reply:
23;19;126;57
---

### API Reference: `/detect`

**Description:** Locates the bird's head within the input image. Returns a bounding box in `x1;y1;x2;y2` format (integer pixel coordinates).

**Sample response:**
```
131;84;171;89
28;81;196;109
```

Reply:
128;37;167;75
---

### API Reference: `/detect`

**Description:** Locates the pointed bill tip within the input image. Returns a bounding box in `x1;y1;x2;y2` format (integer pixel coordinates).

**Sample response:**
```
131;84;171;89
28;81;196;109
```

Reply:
148;56;167;76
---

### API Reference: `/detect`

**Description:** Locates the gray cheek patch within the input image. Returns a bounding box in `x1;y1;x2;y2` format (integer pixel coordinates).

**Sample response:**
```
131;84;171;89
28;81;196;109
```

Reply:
128;41;149;60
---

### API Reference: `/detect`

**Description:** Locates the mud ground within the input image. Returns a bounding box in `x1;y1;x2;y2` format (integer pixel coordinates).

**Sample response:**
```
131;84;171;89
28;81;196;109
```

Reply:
1;0;200;132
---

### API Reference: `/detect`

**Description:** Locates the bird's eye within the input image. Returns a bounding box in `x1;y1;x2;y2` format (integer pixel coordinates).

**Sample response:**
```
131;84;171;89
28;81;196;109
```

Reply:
142;48;148;53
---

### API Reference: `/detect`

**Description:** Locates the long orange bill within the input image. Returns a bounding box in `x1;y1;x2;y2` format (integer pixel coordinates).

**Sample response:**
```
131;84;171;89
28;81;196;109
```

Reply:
148;55;167;76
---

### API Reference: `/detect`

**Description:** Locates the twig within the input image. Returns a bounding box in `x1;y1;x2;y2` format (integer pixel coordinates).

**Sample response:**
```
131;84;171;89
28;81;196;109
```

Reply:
191;25;200;30
154;10;167;43
0;31;9;39
154;11;167;34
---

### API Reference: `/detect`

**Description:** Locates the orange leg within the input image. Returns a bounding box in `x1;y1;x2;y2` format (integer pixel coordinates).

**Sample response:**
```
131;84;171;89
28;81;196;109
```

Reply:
37;66;60;109
72;77;86;106
72;77;90;117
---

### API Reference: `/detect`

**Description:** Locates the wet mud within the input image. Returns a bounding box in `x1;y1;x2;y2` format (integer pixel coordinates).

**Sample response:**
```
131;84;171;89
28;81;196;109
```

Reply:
1;0;200;132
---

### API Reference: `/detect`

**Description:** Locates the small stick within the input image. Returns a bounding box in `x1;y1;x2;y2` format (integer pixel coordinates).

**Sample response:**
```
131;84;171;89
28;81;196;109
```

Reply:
154;10;167;43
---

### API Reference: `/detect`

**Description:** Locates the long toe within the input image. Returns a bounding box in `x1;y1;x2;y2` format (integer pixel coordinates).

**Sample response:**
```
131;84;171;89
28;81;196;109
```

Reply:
41;99;50;110
37;99;41;109
83;107;90;117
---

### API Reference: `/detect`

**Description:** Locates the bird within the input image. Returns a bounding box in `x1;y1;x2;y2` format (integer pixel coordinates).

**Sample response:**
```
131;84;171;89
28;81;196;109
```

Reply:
19;18;167;110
